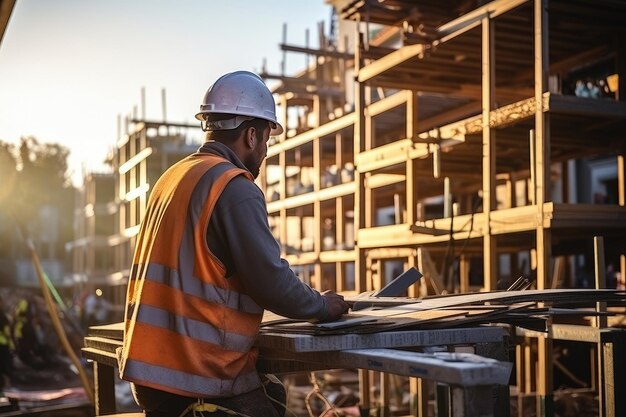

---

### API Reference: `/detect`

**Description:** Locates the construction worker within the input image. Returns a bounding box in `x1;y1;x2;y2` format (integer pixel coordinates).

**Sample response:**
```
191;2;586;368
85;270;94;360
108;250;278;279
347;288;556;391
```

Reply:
0;297;14;390
11;297;52;369
118;71;350;417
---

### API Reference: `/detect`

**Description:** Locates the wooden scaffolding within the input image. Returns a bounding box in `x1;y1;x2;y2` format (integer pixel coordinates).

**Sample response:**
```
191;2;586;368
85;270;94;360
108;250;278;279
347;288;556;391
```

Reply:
258;0;626;415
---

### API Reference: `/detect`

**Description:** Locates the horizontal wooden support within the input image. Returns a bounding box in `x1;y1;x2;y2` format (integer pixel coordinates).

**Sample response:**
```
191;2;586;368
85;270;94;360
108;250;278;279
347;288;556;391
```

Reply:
545;93;626;118
84;336;122;354
516;324;626;344
490;205;540;234
358;224;414;248
284;251;318;266
366;91;409;117
267;113;354;157
261;348;512;387
118;147;153;175
546;203;626;229
367;247;416;259
267;182;355;214
365;173;406;189
269;191;315;212
319;250;356;263
279;43;353;60
317;182;355;201
257;327;504;352
358;204;626;247
82;347;118;368
355;139;414;172
438;0;529;38
357;0;529;82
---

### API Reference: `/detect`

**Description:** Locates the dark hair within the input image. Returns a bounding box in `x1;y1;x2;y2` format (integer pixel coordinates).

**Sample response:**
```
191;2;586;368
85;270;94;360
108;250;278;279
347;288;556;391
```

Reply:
204;114;269;143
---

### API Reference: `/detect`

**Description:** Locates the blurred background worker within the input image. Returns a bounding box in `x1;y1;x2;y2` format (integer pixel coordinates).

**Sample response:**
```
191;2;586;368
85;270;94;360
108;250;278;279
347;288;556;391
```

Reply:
118;70;349;417
0;297;14;390
11;297;54;370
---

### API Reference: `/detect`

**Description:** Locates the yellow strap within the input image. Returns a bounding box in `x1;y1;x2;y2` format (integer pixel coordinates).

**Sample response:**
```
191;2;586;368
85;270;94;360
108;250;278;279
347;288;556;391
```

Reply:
176;399;252;417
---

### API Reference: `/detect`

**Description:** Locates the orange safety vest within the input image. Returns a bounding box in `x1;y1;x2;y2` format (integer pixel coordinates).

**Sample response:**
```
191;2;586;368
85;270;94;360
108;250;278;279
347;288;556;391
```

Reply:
118;153;264;398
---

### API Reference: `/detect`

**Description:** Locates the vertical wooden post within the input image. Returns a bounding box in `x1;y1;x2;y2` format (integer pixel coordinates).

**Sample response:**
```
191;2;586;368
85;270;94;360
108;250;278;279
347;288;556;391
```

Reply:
354;27;371;415
93;362;115;415
459;255;470;293
534;1;553;416
594;236;608;417
534;0;552;290
314;135;323;290
278;124;288;256
618;151;626;286
380;372;391;417
482;15;497;291
406;88;419;141
354;30;367;294
406;90;420;228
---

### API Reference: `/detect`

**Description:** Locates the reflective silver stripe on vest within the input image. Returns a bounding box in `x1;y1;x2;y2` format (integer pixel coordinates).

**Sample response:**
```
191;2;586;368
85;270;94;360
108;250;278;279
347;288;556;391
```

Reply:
143;262;263;315
136;304;256;352
123;358;261;397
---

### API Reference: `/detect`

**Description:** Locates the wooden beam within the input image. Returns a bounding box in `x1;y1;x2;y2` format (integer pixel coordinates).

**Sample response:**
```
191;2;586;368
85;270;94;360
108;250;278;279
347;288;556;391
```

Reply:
279;43;353;60
534;2;553;416
357;0;530;83
354;31;367;295
366;90;408;117
267;112;354;157
617;146;626;288
482;15;498;291
534;0;551;290
438;0;529;38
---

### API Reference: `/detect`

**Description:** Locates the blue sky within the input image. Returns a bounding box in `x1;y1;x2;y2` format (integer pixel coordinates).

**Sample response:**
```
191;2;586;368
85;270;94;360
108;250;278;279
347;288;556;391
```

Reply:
0;0;331;185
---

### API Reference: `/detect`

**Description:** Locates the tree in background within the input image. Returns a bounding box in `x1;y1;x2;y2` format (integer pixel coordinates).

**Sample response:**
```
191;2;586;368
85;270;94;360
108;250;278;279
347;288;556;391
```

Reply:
0;137;75;286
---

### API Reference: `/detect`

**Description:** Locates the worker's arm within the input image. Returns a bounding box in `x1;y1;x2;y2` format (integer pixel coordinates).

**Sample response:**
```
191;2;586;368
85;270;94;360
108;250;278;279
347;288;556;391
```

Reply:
208;177;348;321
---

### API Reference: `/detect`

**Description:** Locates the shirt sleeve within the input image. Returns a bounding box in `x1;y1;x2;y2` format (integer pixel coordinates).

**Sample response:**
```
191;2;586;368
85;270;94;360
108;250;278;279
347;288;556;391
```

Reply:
207;176;327;320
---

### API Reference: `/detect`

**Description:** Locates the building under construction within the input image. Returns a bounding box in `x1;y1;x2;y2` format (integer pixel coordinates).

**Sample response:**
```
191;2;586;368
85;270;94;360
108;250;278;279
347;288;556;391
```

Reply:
61;0;626;416
253;0;626;415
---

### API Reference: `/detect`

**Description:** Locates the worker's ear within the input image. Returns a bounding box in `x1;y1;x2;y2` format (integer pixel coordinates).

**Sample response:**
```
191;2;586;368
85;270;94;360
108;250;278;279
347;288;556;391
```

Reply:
246;126;257;149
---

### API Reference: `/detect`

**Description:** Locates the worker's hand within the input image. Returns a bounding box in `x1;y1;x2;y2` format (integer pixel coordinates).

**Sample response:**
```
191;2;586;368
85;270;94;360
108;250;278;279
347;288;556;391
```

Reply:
320;290;350;321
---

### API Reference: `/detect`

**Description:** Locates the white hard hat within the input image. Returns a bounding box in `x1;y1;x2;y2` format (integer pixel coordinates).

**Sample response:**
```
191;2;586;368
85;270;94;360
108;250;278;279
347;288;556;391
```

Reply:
195;70;284;136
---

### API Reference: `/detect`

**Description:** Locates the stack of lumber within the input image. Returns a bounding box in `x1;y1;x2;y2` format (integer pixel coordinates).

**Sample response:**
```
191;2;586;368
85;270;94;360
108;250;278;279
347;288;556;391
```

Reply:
261;289;626;335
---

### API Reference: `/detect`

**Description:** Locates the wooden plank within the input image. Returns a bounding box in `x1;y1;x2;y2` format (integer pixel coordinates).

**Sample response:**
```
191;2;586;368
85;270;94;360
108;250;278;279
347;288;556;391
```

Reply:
366;90;408;117
267;182;356;214
256;327;505;353
534;4;554;409
87;322;124;340
482;15;497;291
354;31;367;295
316;349;512;387
94;361;116;416
84;336;122;355
438;0;529;38
82;347;118;368
355;139;414;173
547;93;626;118
319;249;355;263
370;289;626;311
267;112;354;158
365;173;405;189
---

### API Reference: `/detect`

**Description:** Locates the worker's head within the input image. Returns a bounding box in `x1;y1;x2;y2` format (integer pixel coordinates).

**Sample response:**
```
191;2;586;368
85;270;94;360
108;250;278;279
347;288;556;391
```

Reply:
203;115;271;178
195;71;283;178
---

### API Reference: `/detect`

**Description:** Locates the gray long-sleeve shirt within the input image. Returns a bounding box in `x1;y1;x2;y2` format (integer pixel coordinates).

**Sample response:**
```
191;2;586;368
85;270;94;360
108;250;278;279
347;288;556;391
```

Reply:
197;141;327;320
